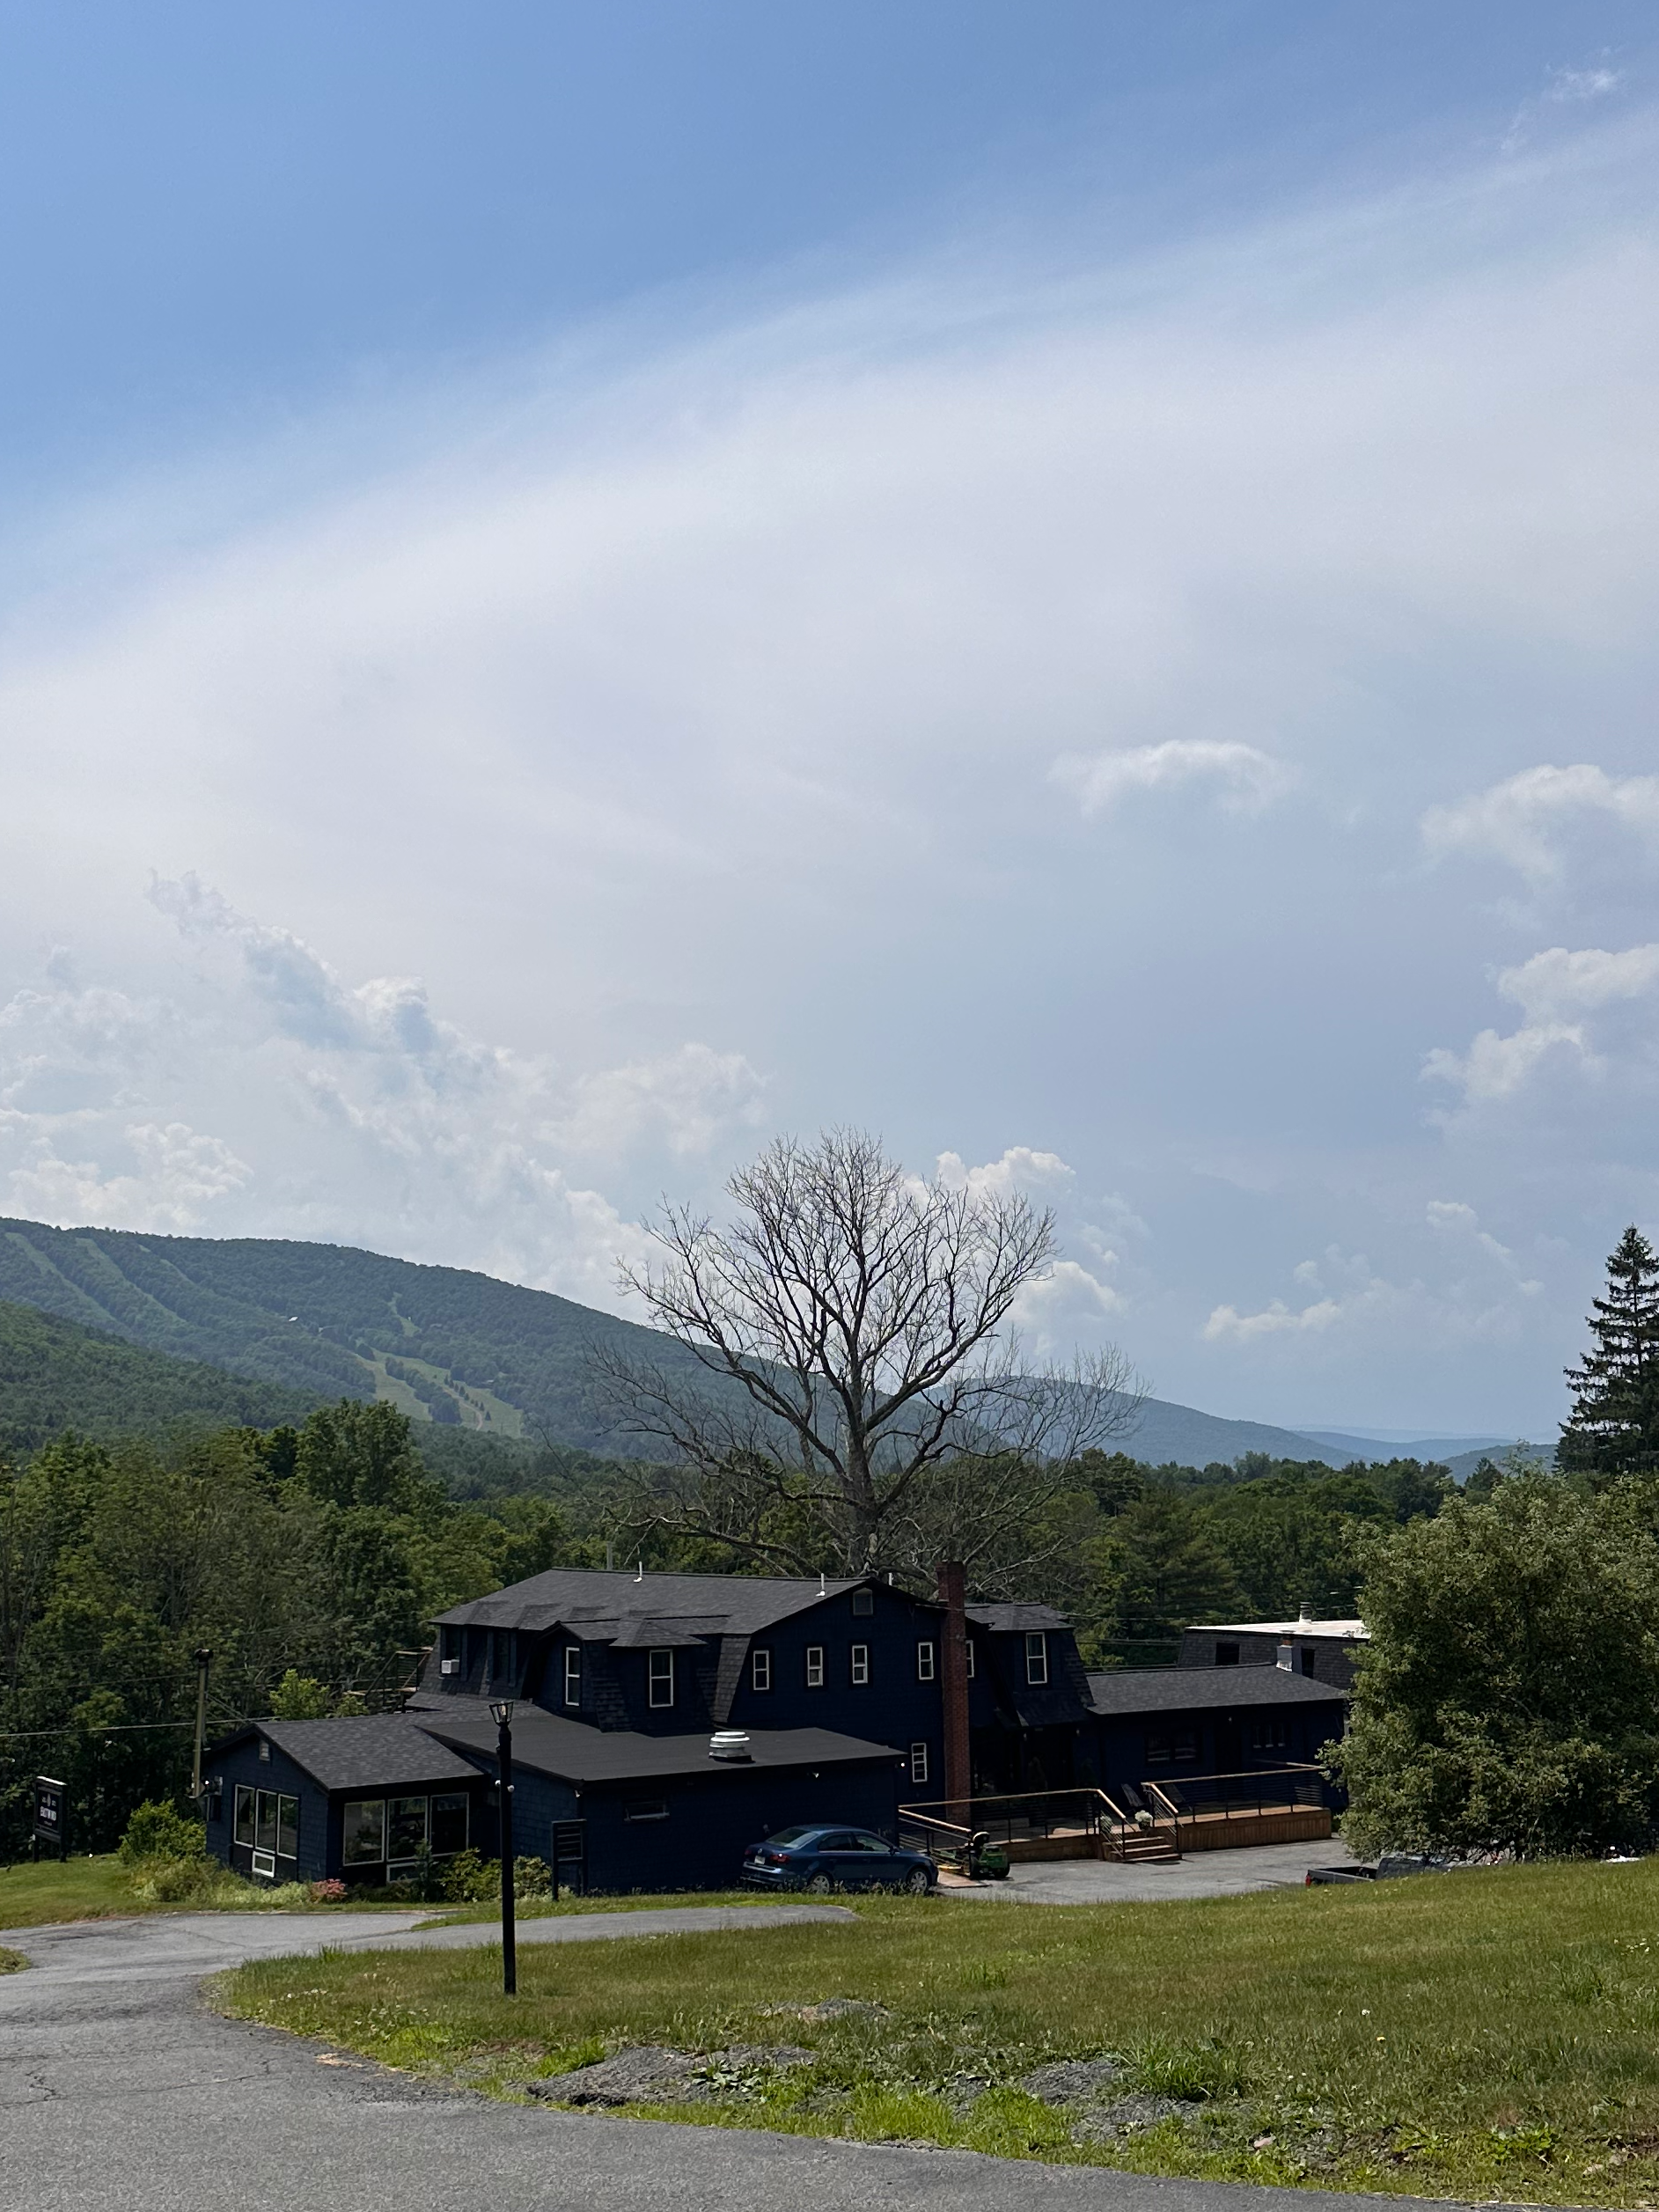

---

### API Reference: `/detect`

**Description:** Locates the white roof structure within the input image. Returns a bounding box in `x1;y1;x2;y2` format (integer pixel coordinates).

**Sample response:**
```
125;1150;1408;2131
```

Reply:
1198;1615;1369;1641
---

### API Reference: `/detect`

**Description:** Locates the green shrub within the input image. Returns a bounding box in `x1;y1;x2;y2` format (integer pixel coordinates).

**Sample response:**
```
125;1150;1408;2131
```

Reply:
118;1800;206;1866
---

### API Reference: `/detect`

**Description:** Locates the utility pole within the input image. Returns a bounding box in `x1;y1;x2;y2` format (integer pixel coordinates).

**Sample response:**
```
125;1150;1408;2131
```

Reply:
191;1648;213;1802
490;1698;517;1996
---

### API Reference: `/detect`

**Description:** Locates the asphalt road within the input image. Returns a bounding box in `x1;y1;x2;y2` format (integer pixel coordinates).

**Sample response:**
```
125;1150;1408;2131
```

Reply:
1;1905;1545;2212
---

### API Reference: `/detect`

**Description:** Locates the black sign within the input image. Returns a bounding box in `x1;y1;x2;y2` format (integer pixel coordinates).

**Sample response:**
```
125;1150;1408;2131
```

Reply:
33;1775;67;1853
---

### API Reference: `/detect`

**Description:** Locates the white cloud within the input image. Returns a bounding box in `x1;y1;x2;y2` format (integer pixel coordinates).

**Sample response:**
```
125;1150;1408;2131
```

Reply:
1204;1294;1342;1342
1051;739;1289;819
7;1121;250;1234
1503;58;1626;152
1424;942;1659;1104
557;1043;768;1159
0;884;768;1301
1421;763;1659;883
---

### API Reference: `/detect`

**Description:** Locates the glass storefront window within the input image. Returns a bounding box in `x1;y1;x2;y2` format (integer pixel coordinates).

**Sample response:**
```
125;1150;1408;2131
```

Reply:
276;1794;299;1859
254;1790;278;1852
341;1798;386;1864
387;1797;428;1859
234;1785;256;1848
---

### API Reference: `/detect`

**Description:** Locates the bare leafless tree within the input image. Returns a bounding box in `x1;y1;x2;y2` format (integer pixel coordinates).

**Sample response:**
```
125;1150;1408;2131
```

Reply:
591;1128;1147;1576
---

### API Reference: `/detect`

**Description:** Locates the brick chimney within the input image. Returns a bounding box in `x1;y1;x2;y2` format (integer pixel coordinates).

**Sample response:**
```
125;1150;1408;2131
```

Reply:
936;1560;970;1824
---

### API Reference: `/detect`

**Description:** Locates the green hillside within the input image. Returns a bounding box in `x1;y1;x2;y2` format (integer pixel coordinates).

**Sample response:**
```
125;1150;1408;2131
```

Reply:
0;1216;707;1455
0;1298;319;1451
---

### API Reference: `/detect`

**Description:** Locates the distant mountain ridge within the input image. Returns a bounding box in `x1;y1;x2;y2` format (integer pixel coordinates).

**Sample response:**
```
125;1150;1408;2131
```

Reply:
0;1215;1532;1471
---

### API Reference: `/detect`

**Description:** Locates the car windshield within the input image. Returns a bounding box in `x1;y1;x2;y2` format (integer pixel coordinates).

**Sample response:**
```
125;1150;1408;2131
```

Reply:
765;1826;821;1847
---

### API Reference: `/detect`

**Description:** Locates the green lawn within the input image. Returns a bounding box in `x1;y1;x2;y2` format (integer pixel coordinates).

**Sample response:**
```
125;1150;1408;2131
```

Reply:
0;1853;423;1931
0;1855;145;1929
219;1859;1659;2205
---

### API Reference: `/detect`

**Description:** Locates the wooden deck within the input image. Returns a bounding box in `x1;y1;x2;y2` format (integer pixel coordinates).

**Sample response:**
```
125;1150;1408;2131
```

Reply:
1001;1804;1331;1862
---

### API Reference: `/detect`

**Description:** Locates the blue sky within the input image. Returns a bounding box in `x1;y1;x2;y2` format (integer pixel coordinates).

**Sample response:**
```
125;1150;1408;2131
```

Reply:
1;4;1656;1441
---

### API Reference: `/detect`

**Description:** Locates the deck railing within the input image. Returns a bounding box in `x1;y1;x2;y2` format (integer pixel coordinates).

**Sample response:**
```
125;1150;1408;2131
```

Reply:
897;1785;1179;1865
899;1766;1331;1869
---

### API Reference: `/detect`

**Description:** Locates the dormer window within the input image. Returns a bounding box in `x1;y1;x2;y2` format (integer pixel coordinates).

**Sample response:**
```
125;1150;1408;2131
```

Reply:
851;1588;874;1617
1024;1633;1048;1686
649;1650;675;1708
563;1646;582;1708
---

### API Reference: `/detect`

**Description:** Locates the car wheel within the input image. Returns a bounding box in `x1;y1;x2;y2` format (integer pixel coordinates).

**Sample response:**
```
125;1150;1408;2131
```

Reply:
805;1873;833;1895
904;1867;931;1895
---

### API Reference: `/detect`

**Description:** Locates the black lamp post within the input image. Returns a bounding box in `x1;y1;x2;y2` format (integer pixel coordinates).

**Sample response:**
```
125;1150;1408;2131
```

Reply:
489;1698;517;1996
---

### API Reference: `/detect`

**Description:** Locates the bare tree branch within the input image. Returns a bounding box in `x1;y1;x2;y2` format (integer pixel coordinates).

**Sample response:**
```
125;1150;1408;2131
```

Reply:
591;1128;1149;1575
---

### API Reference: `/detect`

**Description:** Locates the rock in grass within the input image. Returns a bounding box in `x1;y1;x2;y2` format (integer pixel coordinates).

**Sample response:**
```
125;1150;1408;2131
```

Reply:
529;2047;700;2105
1019;2056;1126;2105
1072;2094;1191;2140
527;2043;811;2106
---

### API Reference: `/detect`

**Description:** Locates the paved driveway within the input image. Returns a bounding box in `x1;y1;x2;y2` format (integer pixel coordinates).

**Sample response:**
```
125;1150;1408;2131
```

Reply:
950;1837;1361;1904
0;1901;1522;2212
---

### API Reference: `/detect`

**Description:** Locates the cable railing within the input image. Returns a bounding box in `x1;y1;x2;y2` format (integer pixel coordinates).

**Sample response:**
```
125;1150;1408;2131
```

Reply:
898;1785;1180;1865
899;1766;1332;1869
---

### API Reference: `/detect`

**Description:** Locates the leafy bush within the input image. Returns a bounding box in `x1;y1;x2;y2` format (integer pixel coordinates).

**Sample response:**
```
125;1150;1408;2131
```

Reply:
309;1878;348;1902
118;1799;206;1866
437;1848;554;1901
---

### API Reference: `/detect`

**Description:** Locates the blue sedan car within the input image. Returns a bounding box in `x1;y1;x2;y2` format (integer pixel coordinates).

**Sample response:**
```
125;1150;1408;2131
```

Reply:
743;1824;936;1894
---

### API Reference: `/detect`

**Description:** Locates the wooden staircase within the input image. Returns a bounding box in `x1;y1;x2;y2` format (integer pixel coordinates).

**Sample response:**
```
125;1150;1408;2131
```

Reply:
1114;1827;1181;1864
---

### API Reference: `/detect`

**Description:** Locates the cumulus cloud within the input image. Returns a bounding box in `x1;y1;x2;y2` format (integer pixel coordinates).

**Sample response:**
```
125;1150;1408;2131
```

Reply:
1050;739;1290;819
1203;1227;1541;1357
1424;942;1659;1105
1421;763;1659;883
0;883;767;1298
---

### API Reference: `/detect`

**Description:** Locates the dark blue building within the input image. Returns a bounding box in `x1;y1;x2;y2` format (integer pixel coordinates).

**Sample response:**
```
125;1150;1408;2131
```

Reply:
202;1566;1347;1891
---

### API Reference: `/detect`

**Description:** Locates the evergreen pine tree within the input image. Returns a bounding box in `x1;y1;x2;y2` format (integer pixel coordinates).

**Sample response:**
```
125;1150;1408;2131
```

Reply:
1559;1225;1659;1482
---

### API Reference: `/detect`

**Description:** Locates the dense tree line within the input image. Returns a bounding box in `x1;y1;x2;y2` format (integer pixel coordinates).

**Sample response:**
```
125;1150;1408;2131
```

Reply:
1335;1225;1659;1859
0;1400;578;1856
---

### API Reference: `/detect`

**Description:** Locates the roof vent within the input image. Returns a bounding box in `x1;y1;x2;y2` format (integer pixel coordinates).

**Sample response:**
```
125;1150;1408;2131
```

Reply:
1276;1642;1295;1672
1297;1601;1314;1624
708;1730;752;1762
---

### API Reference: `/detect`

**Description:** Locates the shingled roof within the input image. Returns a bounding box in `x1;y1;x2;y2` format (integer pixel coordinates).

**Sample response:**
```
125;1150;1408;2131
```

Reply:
434;1567;899;1640
210;1715;484;1792
417;1709;903;1784
1087;1665;1348;1717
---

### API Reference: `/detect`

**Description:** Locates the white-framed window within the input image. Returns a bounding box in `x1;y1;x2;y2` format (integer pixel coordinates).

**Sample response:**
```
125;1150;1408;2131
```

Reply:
965;1639;976;1679
649;1649;675;1708
563;1645;582;1708
233;1783;256;1848
805;1644;825;1688
850;1642;870;1686
752;1646;772;1691
1024;1632;1048;1685
249;1788;299;1859
909;1741;929;1784
916;1640;936;1680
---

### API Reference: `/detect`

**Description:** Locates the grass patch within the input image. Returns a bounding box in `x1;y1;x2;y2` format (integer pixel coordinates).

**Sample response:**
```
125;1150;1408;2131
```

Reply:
422;1890;785;1926
217;1858;1659;2203
0;1944;28;1973
0;1852;429;1930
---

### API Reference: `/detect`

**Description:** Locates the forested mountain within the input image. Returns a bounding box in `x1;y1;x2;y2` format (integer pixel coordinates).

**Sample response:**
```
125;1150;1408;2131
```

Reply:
0;1216;715;1455
0;1298;318;1450
0;1213;1368;1466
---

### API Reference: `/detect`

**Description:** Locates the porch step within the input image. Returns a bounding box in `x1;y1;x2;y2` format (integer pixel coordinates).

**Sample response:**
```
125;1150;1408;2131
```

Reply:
1116;1837;1180;1863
